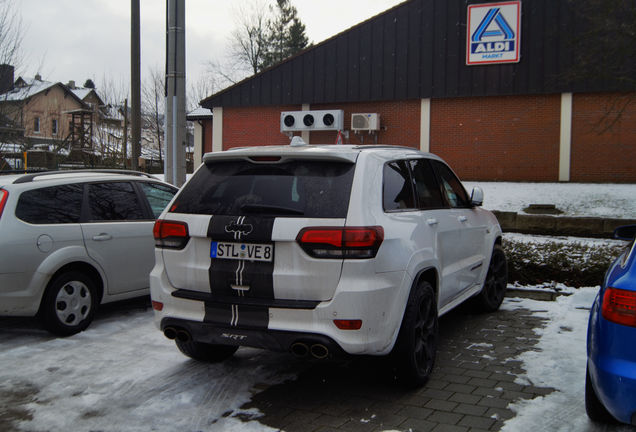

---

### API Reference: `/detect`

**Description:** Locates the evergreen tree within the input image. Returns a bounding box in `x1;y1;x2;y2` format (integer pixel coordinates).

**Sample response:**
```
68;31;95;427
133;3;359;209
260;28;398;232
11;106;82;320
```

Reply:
260;0;308;70
84;78;96;89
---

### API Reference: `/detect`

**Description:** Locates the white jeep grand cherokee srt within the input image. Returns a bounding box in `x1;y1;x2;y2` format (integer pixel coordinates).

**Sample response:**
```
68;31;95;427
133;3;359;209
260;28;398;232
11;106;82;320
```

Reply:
150;143;506;386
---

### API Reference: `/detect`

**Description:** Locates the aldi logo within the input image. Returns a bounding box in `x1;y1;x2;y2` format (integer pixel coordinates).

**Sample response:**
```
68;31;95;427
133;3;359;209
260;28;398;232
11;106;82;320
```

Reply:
467;1;521;65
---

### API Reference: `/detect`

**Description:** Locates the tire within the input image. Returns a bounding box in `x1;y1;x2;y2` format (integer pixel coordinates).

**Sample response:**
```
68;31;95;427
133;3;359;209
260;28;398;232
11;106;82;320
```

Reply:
391;281;438;387
39;271;98;337
175;339;238;363
585;366;618;424
474;244;508;312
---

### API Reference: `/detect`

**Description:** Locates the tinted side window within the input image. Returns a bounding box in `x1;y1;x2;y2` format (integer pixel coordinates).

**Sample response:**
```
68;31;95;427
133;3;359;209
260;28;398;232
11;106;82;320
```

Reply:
16;184;83;224
432;161;470;208
409;159;445;209
172;160;355;218
139;182;177;218
88;182;146;221
383;161;416;211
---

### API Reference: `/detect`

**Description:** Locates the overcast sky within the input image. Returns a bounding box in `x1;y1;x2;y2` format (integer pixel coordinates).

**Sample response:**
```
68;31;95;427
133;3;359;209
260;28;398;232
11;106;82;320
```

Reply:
16;0;403;101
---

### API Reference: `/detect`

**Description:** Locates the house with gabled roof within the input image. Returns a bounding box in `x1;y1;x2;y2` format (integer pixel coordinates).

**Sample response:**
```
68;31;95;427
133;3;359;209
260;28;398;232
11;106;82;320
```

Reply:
0;69;88;145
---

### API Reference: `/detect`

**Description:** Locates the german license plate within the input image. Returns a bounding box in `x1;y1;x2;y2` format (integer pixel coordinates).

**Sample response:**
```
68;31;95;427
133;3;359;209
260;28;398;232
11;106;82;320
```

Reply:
210;241;273;262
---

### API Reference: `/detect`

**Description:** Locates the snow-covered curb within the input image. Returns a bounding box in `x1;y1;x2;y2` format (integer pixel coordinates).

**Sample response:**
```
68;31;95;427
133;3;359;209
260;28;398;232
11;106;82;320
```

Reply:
499;287;626;431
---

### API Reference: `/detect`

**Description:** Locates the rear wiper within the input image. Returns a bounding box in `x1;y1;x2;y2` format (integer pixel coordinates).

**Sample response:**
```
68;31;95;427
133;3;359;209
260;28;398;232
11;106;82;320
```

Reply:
240;204;304;215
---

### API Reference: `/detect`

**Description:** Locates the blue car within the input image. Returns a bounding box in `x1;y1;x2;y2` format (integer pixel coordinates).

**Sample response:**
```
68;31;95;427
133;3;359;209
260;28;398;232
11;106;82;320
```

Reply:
586;225;636;425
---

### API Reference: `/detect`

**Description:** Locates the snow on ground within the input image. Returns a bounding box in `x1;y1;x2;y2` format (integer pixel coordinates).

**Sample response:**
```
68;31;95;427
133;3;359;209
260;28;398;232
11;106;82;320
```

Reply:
500;287;633;432
463;181;636;219
504;232;625;248
0;305;293;432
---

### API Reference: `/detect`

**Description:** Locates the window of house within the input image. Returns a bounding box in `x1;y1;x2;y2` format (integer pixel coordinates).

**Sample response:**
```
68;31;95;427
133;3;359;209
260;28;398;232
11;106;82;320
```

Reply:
52;119;58;135
34;117;40;133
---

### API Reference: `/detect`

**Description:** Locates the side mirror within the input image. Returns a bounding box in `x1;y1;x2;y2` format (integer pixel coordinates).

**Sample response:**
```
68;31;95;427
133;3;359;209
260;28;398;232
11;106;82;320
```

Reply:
614;225;636;241
470;186;484;207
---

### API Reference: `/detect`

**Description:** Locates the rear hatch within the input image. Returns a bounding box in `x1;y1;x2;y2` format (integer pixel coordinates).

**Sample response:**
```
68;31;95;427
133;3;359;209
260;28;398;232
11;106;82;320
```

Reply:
157;154;357;303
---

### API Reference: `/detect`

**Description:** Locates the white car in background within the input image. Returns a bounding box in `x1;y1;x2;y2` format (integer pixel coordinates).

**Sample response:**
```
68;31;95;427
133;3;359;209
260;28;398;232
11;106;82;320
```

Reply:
150;142;506;386
0;170;178;336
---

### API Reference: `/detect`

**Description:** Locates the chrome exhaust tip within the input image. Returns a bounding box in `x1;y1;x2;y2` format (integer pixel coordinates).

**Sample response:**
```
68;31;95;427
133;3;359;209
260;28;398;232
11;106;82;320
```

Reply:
310;344;329;360
163;327;177;340
176;329;191;342
290;342;309;358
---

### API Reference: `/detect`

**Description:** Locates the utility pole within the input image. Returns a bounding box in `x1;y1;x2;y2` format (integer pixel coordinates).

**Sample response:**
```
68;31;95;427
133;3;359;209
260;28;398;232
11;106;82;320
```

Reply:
123;98;128;168
165;0;186;187
131;0;141;170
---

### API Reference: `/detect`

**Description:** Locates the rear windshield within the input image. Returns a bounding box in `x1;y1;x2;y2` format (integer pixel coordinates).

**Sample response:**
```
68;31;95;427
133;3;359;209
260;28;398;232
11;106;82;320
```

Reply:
171;160;355;218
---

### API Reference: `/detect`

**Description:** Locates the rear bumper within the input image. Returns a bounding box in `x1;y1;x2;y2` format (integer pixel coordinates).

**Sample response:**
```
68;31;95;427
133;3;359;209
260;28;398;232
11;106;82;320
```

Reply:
150;259;410;356
588;355;636;425
0;273;43;316
161;317;347;360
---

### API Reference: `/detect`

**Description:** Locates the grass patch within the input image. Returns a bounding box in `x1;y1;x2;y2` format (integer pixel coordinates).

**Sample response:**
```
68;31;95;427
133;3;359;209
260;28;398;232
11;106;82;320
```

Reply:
503;236;627;287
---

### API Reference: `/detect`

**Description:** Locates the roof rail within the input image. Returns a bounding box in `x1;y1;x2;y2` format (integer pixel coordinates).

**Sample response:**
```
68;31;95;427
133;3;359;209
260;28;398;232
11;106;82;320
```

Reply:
353;145;420;151
12;169;156;184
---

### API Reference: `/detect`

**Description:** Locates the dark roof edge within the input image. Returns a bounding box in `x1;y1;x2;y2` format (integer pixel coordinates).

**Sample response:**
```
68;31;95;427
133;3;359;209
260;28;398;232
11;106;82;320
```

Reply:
200;0;409;108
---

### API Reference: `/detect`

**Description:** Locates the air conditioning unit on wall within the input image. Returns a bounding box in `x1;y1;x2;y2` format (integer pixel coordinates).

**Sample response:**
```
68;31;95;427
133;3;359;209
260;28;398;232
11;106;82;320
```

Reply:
280;110;344;132
351;113;380;131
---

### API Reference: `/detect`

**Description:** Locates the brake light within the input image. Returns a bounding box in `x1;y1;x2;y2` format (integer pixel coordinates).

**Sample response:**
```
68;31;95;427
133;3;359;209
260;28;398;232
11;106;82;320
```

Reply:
0;189;7;219
153;220;189;249
602;287;636;327
296;226;384;259
249;156;282;162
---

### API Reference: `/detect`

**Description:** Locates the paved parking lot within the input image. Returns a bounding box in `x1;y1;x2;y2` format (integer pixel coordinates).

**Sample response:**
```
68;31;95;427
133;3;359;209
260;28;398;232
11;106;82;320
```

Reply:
240;304;553;432
0;294;629;432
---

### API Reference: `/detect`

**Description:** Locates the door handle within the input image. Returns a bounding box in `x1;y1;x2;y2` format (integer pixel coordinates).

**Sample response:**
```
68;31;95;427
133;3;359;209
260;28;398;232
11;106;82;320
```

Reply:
427;218;438;226
458;216;468;222
92;233;112;241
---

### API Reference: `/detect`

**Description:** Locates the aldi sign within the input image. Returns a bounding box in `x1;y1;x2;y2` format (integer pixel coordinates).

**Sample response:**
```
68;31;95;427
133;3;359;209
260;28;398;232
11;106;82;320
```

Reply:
467;1;521;65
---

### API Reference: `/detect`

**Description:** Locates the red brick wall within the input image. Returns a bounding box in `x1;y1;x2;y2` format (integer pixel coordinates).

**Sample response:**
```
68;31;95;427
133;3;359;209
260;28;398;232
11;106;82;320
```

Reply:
310;100;421;147
221;101;421;149
216;92;635;182
571;93;636;183
203;120;213;154
430;95;561;181
222;105;300;150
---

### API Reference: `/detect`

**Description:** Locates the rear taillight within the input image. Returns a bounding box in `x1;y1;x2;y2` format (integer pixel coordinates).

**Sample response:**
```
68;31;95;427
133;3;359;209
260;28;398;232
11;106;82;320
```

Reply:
153;220;189;249
602;287;636;327
333;319;363;330
296;226;384;259
0;189;8;219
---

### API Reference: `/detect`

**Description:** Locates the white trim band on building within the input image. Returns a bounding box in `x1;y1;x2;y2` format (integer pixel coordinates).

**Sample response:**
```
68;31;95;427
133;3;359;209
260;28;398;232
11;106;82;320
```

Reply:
559;93;572;182
212;107;223;153
420;98;431;153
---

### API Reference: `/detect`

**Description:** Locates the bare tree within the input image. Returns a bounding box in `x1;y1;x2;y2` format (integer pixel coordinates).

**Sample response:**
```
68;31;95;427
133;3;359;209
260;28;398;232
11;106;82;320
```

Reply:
187;73;218;111
230;0;270;75
0;0;23;69
93;74;130;166
142;66;165;165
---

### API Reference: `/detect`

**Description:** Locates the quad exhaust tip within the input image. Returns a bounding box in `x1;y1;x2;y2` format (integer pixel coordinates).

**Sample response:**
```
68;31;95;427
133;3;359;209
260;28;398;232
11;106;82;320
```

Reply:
163;327;177;340
310;344;329;360
290;342;309;358
290;341;329;359
163;326;192;343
